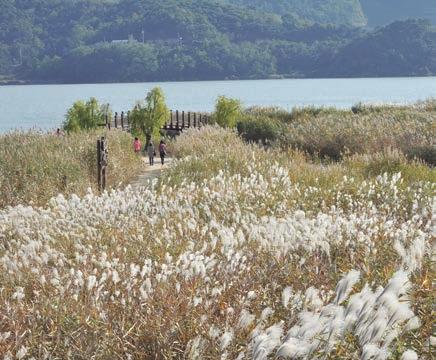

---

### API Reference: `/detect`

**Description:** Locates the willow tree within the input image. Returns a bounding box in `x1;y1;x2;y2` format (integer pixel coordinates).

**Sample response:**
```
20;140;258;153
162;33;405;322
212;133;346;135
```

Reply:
130;87;169;143
213;95;242;128
63;97;110;132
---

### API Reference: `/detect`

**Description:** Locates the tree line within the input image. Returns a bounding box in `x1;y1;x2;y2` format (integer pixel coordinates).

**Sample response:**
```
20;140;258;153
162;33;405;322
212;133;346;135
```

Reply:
63;87;239;142
1;0;435;82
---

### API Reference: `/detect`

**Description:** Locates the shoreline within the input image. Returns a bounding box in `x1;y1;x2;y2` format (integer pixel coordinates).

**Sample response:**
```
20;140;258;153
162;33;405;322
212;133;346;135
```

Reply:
1;73;435;87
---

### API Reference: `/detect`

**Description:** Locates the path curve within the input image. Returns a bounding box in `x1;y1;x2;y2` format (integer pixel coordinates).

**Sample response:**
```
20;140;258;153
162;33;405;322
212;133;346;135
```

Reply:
129;157;173;189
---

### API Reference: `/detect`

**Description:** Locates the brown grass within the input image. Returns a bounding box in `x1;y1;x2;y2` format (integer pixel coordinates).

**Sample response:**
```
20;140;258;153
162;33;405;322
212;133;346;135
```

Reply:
0;129;142;208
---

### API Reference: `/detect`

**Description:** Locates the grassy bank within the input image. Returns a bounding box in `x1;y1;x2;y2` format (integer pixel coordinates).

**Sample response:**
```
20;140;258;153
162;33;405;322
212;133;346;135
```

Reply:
0;130;141;208
0;126;433;358
238;100;436;165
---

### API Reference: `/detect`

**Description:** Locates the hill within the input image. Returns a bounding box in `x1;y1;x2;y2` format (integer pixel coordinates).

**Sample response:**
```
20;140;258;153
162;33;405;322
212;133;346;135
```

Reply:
360;0;436;27
233;0;436;27
324;20;436;77
0;0;435;83
225;0;367;27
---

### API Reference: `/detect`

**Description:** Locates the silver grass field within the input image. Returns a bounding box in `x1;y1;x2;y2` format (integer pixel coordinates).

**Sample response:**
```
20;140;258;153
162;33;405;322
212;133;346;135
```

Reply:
0;125;434;359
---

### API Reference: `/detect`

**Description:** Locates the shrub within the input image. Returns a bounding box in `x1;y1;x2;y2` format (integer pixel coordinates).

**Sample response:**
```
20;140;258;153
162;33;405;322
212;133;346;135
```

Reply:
236;116;284;145
63;97;110;132
406;145;436;166
213;96;242;128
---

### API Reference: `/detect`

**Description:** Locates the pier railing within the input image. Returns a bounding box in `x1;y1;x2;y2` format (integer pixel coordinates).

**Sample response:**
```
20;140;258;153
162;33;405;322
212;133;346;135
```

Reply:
101;110;210;131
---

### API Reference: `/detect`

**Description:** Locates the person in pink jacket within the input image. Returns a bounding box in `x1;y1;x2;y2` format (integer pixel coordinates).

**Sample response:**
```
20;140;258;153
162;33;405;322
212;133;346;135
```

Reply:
133;137;142;153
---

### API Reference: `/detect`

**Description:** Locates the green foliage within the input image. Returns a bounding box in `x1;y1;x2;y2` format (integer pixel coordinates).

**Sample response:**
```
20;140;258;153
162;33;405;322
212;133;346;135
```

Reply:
0;0;434;82
213;96;243;128
407;146;436;167
129;87;169;141
236;102;436;165
63;98;109;133
236;116;284;145
323;19;436;77
228;0;367;26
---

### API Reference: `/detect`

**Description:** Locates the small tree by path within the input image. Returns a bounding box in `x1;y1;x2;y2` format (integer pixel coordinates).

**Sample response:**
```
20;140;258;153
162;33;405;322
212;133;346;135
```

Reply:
130;87;169;144
63;97;110;132
213;95;242;128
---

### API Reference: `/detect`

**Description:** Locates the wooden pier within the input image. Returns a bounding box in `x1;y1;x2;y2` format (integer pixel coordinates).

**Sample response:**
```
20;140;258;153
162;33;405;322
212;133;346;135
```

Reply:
103;110;210;132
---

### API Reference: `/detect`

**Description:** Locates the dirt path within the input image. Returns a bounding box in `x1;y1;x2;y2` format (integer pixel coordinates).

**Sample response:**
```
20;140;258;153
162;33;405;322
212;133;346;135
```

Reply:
129;157;173;189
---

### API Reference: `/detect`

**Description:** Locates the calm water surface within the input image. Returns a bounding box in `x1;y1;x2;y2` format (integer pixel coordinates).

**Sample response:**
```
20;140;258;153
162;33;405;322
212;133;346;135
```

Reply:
0;77;435;133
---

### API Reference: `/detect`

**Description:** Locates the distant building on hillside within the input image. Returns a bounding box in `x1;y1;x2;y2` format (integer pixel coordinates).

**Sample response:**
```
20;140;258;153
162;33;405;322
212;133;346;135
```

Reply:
111;39;130;44
111;34;135;44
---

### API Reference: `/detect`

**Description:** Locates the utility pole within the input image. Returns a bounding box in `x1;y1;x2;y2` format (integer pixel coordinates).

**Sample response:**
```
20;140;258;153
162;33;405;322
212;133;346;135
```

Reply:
11;46;23;67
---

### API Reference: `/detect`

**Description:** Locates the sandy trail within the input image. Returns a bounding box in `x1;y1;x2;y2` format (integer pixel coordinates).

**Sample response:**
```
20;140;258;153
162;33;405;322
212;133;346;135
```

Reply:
129;157;173;189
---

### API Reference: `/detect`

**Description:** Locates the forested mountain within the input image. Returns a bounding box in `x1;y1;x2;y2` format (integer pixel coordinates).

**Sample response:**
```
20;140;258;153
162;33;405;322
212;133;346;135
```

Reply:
324;20;436;77
0;0;435;83
360;0;436;27
232;0;436;27
225;0;367;27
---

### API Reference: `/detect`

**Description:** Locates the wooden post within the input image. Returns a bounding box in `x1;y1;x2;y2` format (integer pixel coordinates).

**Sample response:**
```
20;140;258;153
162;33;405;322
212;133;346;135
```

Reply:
199;114;202;126
62;175;68;190
105;114;108;129
97;137;108;192
193;113;197;128
170;110;179;130
97;138;102;191
182;110;185;128
121;111;124;130
167;110;172;129
187;112;191;128
176;110;179;129
114;112;118;128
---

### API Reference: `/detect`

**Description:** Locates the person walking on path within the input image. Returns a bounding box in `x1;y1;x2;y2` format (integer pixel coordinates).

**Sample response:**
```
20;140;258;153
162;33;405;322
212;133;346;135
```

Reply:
159;140;167;165
146;142;155;166
133;137;142;153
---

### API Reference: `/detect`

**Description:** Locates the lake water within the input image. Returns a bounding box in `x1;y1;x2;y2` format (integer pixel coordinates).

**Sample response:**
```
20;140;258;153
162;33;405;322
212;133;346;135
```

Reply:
0;77;435;133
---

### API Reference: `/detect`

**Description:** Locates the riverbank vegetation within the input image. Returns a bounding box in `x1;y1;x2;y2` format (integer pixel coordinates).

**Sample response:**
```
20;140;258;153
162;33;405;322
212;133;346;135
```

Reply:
236;99;436;166
63;98;112;133
129;87;170;143
0;124;433;358
0;130;141;208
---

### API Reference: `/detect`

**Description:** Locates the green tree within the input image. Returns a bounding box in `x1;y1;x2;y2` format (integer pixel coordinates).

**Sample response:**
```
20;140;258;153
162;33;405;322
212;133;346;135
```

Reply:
129;87;169;143
213;96;242;128
63;97;107;132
